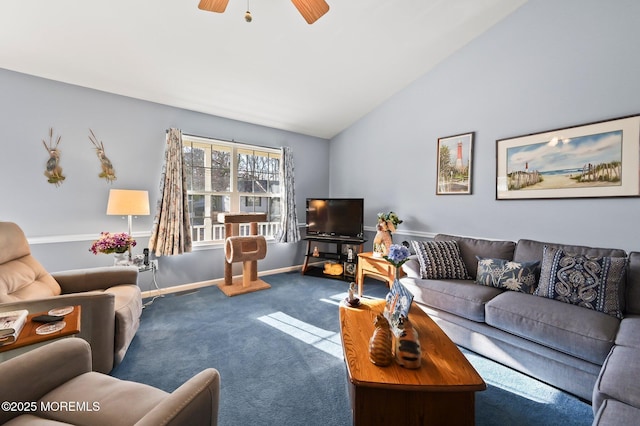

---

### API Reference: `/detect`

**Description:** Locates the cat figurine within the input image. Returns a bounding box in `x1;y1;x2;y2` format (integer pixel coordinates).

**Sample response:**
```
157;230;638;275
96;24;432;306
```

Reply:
395;318;421;369
369;313;393;366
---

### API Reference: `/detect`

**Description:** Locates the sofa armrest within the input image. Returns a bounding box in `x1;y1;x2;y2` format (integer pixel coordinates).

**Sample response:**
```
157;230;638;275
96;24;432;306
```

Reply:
402;257;421;278
136;369;221;426
0;339;92;424
53;266;138;294
0;292;116;373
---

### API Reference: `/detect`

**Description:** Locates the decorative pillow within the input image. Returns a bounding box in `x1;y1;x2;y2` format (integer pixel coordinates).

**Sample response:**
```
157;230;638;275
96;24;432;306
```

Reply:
534;246;627;319
475;257;540;294
410;240;471;280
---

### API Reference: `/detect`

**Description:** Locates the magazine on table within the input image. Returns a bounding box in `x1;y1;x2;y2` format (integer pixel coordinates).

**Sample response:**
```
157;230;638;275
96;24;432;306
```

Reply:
0;309;29;346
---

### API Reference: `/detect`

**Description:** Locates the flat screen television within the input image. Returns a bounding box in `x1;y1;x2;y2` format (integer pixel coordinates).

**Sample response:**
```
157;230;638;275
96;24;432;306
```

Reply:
306;198;364;239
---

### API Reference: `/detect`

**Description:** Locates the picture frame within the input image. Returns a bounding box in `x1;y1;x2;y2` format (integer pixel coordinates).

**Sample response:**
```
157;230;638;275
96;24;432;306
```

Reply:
436;132;474;195
496;114;640;200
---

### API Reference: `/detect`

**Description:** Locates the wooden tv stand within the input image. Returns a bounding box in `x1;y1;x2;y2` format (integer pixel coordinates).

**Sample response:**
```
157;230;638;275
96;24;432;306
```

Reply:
301;236;366;280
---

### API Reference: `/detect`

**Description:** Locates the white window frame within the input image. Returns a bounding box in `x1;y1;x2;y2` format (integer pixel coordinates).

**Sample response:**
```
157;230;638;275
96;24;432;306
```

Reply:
183;134;281;245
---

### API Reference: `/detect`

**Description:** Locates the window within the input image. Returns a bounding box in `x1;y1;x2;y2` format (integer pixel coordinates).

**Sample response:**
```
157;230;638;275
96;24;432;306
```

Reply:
183;135;281;243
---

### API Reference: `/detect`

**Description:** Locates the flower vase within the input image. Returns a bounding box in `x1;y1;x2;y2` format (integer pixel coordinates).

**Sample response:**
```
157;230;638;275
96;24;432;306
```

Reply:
113;252;130;266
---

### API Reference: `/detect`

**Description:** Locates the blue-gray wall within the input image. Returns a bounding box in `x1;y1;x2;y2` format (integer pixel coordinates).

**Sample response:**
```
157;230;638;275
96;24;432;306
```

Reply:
330;0;640;253
3;0;640;292
0;69;329;289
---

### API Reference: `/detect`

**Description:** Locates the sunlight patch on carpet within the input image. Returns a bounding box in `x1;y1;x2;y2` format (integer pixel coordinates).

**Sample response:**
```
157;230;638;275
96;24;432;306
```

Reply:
257;312;343;359
321;291;385;307
319;292;349;306
464;350;568;405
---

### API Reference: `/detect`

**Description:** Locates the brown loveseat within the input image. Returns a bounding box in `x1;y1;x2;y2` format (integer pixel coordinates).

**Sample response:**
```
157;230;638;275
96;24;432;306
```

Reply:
0;221;143;372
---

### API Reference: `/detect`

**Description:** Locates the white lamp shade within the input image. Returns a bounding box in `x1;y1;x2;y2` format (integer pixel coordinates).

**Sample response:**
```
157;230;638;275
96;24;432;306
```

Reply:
106;189;150;216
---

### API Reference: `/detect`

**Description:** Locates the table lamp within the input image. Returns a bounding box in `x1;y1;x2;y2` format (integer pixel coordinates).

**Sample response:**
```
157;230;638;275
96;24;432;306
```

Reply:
106;189;150;258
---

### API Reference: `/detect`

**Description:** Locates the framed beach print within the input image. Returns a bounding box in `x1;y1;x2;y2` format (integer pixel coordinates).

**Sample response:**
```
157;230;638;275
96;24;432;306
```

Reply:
436;132;474;195
496;114;640;200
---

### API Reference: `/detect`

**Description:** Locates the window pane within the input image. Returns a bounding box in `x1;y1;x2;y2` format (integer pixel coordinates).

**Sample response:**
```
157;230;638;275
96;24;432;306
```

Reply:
269;197;281;222
211;147;231;192
237;150;280;194
191;167;206;191
209;195;230;222
184;143;207;191
240;196;265;212
185;138;280;242
189;194;205;226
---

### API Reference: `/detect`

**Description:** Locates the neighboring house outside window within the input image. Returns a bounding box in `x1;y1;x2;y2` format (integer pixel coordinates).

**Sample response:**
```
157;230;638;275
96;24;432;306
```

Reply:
183;135;281;244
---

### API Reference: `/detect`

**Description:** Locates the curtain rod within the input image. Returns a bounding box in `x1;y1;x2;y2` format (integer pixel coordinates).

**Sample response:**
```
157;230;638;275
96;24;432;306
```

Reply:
166;129;280;152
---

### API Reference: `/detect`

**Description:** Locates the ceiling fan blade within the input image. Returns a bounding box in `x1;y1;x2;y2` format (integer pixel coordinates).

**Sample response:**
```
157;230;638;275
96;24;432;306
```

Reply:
291;0;330;24
198;0;229;13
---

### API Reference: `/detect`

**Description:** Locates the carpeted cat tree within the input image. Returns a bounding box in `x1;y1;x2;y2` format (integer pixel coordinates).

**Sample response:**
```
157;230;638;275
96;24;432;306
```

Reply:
217;213;271;296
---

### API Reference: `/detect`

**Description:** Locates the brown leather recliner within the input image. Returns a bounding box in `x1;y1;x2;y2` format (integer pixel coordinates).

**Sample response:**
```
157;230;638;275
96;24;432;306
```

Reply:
0;338;220;425
0;221;143;372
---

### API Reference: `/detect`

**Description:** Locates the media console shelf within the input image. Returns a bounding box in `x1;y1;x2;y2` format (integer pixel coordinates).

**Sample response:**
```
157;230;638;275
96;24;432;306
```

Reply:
301;236;367;281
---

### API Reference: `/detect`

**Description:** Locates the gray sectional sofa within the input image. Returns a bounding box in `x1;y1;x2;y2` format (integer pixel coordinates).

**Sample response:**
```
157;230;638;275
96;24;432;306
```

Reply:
400;234;640;424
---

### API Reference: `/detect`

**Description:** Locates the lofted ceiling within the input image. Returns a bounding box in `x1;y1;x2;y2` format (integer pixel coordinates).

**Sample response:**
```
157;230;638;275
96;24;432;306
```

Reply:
0;0;527;139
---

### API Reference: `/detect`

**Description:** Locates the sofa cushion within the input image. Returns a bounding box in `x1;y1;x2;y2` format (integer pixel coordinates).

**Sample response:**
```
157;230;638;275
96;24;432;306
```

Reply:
401;277;502;322
625;252;640;315
435;234;516;277
614;315;640;348
411;240;471;280
39;371;168;425
592;399;640;426
485;291;619;365
106;285;143;365
535;246;626;319
0;222;62;303
513;238;626;264
593;345;640;412
0;256;61;303
0;222;31;264
475;257;539;294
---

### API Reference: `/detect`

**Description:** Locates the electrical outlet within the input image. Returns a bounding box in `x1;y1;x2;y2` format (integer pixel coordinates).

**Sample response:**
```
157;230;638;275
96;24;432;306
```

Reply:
151;259;159;271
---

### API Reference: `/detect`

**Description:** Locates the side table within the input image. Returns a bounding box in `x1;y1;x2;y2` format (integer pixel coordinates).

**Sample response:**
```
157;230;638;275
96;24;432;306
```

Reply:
0;305;81;361
138;261;163;307
356;252;405;297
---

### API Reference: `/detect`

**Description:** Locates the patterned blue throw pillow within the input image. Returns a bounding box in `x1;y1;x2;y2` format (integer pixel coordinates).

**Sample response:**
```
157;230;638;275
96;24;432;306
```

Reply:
475;257;540;294
534;246;627;319
411;240;471;280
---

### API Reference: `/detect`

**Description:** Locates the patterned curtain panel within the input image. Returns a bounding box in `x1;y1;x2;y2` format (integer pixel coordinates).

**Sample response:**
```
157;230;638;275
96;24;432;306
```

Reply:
275;146;300;243
149;128;193;256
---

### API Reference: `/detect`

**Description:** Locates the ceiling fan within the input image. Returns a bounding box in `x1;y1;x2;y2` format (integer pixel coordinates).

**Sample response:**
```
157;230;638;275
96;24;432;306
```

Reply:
198;0;330;25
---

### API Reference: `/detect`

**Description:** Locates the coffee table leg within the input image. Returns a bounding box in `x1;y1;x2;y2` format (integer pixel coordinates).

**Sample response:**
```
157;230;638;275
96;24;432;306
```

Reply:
356;272;364;297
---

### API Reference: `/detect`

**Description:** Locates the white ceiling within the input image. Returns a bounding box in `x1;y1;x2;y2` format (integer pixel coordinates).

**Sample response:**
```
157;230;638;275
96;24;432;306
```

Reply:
0;0;527;139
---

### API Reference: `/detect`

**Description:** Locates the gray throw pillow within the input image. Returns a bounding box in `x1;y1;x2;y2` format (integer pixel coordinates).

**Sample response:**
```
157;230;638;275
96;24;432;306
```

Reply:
475;257;539;294
411;240;471;280
534;245;626;319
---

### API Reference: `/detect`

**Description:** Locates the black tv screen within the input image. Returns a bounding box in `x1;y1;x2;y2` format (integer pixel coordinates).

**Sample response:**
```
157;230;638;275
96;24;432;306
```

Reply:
306;198;364;238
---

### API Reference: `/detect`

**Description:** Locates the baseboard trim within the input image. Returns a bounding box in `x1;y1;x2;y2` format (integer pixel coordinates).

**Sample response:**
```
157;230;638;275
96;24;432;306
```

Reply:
140;264;305;298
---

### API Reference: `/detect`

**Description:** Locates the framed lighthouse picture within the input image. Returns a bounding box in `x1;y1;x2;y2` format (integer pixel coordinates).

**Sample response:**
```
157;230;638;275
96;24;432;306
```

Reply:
436;132;474;195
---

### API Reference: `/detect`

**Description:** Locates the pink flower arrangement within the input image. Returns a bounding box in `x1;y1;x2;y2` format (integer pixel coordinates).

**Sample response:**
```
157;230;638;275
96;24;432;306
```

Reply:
89;232;136;255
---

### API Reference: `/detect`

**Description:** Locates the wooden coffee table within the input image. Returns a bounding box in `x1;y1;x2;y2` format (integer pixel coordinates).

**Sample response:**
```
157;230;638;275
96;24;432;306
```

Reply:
339;299;485;425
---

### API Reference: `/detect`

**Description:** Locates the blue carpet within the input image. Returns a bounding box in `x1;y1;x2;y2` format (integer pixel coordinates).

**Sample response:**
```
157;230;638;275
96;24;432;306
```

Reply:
111;272;593;425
